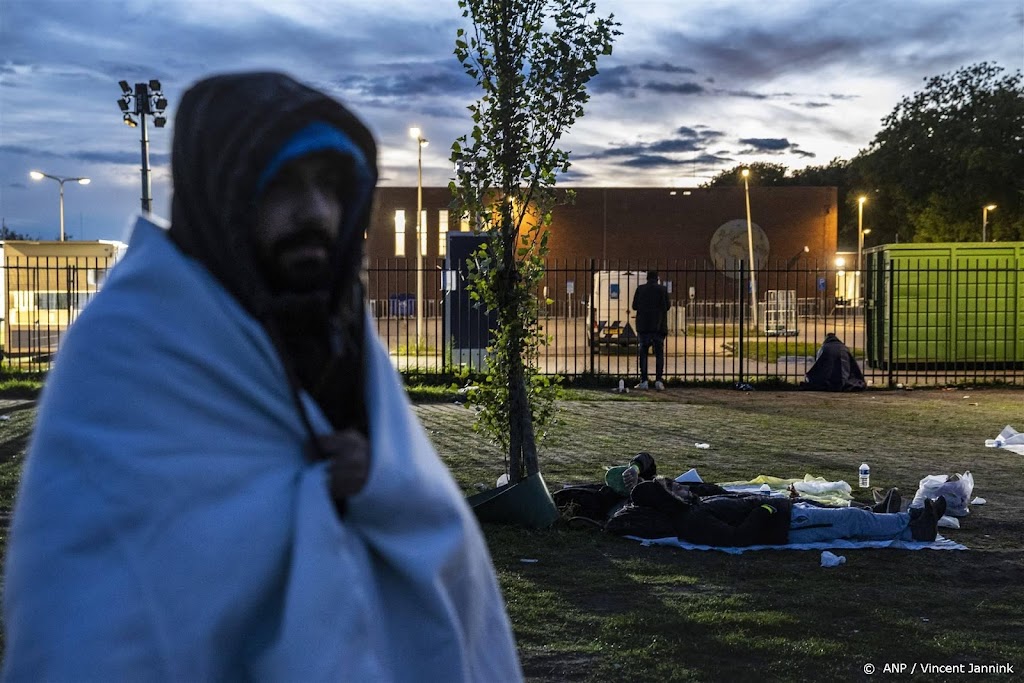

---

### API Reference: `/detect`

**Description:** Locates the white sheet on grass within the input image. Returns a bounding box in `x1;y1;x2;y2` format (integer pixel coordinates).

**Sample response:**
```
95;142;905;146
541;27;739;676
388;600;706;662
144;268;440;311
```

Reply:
629;535;967;554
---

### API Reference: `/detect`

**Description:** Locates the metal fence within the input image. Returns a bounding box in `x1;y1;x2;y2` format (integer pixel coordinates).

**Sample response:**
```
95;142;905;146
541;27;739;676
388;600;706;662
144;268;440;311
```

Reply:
368;257;1024;388
4;256;1022;387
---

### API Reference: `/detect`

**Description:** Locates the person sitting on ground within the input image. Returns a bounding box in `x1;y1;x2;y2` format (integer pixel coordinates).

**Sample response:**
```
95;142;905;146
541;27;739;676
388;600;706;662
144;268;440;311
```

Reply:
801;332;866;392
606;477;944;546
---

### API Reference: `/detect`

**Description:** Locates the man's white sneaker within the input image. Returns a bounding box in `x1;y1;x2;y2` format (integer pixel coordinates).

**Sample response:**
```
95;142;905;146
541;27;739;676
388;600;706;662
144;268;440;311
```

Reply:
634;381;649;390
655;381;665;391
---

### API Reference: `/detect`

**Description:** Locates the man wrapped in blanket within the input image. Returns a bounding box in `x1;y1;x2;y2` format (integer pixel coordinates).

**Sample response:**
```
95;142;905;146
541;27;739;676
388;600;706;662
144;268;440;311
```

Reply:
3;72;522;682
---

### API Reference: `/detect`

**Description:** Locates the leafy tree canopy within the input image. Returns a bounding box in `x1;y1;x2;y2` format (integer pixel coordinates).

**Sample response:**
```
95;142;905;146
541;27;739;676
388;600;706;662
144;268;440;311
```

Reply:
858;62;1024;242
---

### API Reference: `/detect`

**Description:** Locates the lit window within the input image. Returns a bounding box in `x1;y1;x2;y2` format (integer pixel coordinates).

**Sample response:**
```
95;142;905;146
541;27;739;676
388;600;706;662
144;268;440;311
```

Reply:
394;210;406;257
460;212;471;232
438;210;449;257
419;210;428;257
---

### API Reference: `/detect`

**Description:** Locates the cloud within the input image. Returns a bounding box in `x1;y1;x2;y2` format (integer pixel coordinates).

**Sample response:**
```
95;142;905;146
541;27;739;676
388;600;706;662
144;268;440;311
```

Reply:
644;80;705;95
636;61;697;75
619;154;679;168
737;137;816;158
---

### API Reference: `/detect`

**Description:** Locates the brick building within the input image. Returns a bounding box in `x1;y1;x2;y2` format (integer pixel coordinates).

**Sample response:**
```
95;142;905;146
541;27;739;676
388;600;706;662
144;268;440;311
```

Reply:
367;185;837;266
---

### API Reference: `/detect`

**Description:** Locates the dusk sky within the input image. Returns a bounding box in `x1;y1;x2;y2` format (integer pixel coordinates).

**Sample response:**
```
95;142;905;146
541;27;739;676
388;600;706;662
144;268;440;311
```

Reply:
1;0;1022;242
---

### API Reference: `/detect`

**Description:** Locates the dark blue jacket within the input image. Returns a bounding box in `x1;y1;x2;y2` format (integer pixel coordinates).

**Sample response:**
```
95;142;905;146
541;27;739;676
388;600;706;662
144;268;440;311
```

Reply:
632;281;670;335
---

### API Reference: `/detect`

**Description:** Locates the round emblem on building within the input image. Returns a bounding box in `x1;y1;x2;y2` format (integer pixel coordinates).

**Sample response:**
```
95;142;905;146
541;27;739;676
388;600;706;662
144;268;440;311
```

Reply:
710;219;770;278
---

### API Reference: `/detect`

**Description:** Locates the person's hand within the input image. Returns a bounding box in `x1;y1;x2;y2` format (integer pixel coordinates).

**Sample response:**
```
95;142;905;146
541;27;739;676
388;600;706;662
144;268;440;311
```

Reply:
622;464;640;492
320;429;370;502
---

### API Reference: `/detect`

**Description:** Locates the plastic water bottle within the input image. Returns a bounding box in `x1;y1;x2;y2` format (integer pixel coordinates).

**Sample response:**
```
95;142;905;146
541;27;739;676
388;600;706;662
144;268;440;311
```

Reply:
859;463;870;489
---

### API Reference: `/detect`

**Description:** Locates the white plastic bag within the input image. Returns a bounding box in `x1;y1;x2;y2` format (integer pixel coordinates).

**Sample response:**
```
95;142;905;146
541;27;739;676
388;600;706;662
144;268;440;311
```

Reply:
911;471;974;517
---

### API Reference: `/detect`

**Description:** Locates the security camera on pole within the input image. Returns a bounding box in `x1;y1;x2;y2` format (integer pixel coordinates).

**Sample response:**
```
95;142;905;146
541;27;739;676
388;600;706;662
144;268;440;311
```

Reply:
117;80;169;213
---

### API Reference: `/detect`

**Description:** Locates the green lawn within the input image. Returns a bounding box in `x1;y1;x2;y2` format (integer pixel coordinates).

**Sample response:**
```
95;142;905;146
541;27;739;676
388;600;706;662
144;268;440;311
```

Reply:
2;386;1022;681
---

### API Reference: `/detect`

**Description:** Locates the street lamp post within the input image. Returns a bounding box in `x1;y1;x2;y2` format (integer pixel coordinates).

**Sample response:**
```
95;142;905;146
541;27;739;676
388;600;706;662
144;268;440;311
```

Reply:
983;204;997;242
741;169;757;329
409;127;429;343
118;79;169;213
29;171;91;241
857;195;867;306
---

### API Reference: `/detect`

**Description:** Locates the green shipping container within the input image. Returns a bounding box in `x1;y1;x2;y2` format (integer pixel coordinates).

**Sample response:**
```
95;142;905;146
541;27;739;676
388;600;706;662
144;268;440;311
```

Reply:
865;242;1024;369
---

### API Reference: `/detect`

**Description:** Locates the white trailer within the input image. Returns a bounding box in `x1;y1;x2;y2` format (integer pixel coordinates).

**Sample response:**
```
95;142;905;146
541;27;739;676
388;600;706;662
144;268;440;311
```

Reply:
588;270;642;348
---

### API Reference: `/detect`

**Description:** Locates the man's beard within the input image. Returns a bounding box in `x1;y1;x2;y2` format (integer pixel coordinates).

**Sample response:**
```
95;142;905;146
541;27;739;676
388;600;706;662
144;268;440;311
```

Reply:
265;230;334;295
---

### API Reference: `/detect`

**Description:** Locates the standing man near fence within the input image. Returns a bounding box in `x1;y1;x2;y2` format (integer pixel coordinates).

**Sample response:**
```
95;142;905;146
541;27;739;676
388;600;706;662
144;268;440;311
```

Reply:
3;71;522;681
632;269;671;390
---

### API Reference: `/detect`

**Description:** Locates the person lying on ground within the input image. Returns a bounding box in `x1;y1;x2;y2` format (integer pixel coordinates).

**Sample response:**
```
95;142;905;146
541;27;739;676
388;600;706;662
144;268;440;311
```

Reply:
605;478;944;546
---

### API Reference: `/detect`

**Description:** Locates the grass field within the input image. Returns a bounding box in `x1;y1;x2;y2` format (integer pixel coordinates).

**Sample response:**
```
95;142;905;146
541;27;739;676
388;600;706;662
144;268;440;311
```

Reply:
1;386;1022;680
419;387;1024;682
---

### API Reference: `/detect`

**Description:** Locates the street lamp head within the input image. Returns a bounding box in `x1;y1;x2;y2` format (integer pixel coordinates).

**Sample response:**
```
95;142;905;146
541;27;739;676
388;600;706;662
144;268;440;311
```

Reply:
985;204;997;211
409;126;421;139
124;113;138;127
77;178;91;185
741;169;749;178
835;257;846;268
29;171;44;181
863;228;871;235
858;195;867;205
420;138;429;148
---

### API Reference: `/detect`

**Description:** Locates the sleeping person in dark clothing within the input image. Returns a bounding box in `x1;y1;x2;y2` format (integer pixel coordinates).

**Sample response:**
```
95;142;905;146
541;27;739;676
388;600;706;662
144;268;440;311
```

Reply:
606;477;944;546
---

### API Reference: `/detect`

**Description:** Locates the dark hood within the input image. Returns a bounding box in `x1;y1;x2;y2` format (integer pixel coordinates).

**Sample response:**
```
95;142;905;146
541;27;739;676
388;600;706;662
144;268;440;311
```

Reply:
167;72;378;319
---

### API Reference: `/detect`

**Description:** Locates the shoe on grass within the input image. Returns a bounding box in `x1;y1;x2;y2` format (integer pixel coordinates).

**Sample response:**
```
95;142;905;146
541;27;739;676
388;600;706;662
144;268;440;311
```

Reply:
634;381;649;390
909;498;939;542
655;381;665;391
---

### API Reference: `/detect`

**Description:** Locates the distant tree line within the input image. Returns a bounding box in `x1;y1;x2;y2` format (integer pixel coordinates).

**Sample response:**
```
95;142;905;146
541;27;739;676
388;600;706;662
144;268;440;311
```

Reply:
703;62;1024;247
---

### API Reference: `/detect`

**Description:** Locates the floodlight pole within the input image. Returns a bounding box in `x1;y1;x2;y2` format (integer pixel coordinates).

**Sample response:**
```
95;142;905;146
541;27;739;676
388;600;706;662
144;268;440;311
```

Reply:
119;80;168;214
140;100;152;213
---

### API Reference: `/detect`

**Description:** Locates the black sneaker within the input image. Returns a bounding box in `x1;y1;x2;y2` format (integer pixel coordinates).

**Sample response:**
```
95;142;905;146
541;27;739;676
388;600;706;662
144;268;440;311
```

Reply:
909;498;939;541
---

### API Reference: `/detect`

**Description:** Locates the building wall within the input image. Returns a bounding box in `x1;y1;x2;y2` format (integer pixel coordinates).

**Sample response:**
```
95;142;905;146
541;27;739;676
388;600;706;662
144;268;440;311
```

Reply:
364;186;838;305
368;186;837;265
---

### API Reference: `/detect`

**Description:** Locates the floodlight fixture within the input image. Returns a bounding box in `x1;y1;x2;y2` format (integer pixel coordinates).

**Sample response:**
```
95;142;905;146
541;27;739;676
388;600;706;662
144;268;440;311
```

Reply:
153;116;167;128
119;80;132;94
118;99;130;112
123;113;137;127
149;79;162;92
155;97;168;111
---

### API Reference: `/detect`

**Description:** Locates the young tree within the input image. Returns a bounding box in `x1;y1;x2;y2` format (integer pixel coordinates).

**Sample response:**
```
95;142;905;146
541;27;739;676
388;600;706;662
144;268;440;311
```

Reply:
451;0;619;483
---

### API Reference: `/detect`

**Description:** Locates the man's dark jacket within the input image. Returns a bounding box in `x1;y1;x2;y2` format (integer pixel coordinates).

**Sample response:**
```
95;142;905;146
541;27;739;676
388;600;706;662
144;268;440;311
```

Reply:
612;481;793;546
631;281;671;335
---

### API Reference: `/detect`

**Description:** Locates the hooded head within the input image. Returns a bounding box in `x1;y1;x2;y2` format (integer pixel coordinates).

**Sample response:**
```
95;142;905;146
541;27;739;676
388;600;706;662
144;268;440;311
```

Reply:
168;72;378;320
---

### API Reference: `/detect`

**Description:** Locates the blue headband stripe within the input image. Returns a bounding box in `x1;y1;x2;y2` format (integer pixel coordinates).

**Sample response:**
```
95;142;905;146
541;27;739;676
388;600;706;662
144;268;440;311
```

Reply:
257;121;372;196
